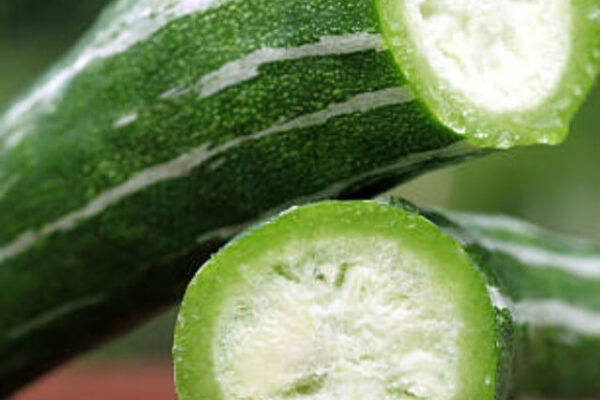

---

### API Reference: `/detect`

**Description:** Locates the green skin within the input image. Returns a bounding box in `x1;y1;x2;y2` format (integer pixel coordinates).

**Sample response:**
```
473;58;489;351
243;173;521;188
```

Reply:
421;204;600;398
175;200;600;400
0;0;599;395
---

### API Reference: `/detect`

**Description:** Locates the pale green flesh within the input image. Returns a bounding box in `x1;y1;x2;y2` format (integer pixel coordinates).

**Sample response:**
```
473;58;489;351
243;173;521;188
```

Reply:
378;0;600;147
215;236;461;400
174;202;497;400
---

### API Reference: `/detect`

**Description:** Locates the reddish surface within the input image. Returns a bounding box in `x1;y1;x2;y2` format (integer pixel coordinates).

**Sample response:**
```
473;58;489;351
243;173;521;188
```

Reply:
11;362;176;400
11;363;597;400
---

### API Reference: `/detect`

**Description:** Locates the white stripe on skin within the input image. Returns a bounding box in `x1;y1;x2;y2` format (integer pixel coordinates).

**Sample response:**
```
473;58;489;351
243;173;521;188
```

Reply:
112;113;139;129
487;286;600;337
5;294;105;340
1;0;231;148
197;33;385;98
0;87;414;265
486;286;512;310
477;237;600;278
444;212;548;236
160;86;193;99
441;214;600;278
195;223;249;244
445;211;595;250
513;299;600;337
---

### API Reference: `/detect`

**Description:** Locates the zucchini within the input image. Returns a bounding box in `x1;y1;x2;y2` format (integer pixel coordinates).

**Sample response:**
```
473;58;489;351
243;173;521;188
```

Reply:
1;0;599;394
174;200;600;400
427;206;600;398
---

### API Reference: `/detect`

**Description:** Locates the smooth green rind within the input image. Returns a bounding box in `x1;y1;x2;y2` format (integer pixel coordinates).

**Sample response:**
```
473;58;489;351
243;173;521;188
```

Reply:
377;0;600;147
174;201;498;400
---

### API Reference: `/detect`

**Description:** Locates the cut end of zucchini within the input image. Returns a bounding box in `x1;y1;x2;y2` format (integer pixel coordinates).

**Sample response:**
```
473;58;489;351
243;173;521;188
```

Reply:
174;202;498;400
404;0;571;111
378;0;600;147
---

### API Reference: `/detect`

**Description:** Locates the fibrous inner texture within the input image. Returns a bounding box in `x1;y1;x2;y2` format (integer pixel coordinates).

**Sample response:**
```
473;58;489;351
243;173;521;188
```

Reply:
404;0;571;111
212;236;463;400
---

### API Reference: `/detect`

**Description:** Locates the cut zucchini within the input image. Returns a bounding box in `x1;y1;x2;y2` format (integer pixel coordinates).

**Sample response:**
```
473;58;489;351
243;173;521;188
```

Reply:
174;202;498;400
378;0;600;146
175;200;600;400
428;207;600;398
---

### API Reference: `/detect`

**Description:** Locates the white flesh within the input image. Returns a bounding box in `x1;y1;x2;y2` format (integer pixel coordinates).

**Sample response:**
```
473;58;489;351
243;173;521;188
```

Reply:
212;236;463;400
404;0;572;111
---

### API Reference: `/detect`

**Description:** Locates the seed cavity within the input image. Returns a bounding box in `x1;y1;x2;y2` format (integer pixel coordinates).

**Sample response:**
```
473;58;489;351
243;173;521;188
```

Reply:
334;262;353;288
312;266;327;283
273;264;300;283
282;373;327;397
386;385;424;399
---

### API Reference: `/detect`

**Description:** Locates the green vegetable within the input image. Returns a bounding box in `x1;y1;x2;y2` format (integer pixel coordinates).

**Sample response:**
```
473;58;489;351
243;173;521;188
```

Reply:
426;205;600;398
174;200;600;400
1;0;598;394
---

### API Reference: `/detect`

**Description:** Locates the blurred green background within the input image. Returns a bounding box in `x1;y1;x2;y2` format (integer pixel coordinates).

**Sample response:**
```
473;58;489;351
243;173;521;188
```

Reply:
1;0;599;364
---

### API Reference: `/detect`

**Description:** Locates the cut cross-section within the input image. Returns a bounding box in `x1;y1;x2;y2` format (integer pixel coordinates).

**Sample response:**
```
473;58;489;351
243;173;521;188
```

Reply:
405;0;571;112
174;202;498;400
378;0;600;146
